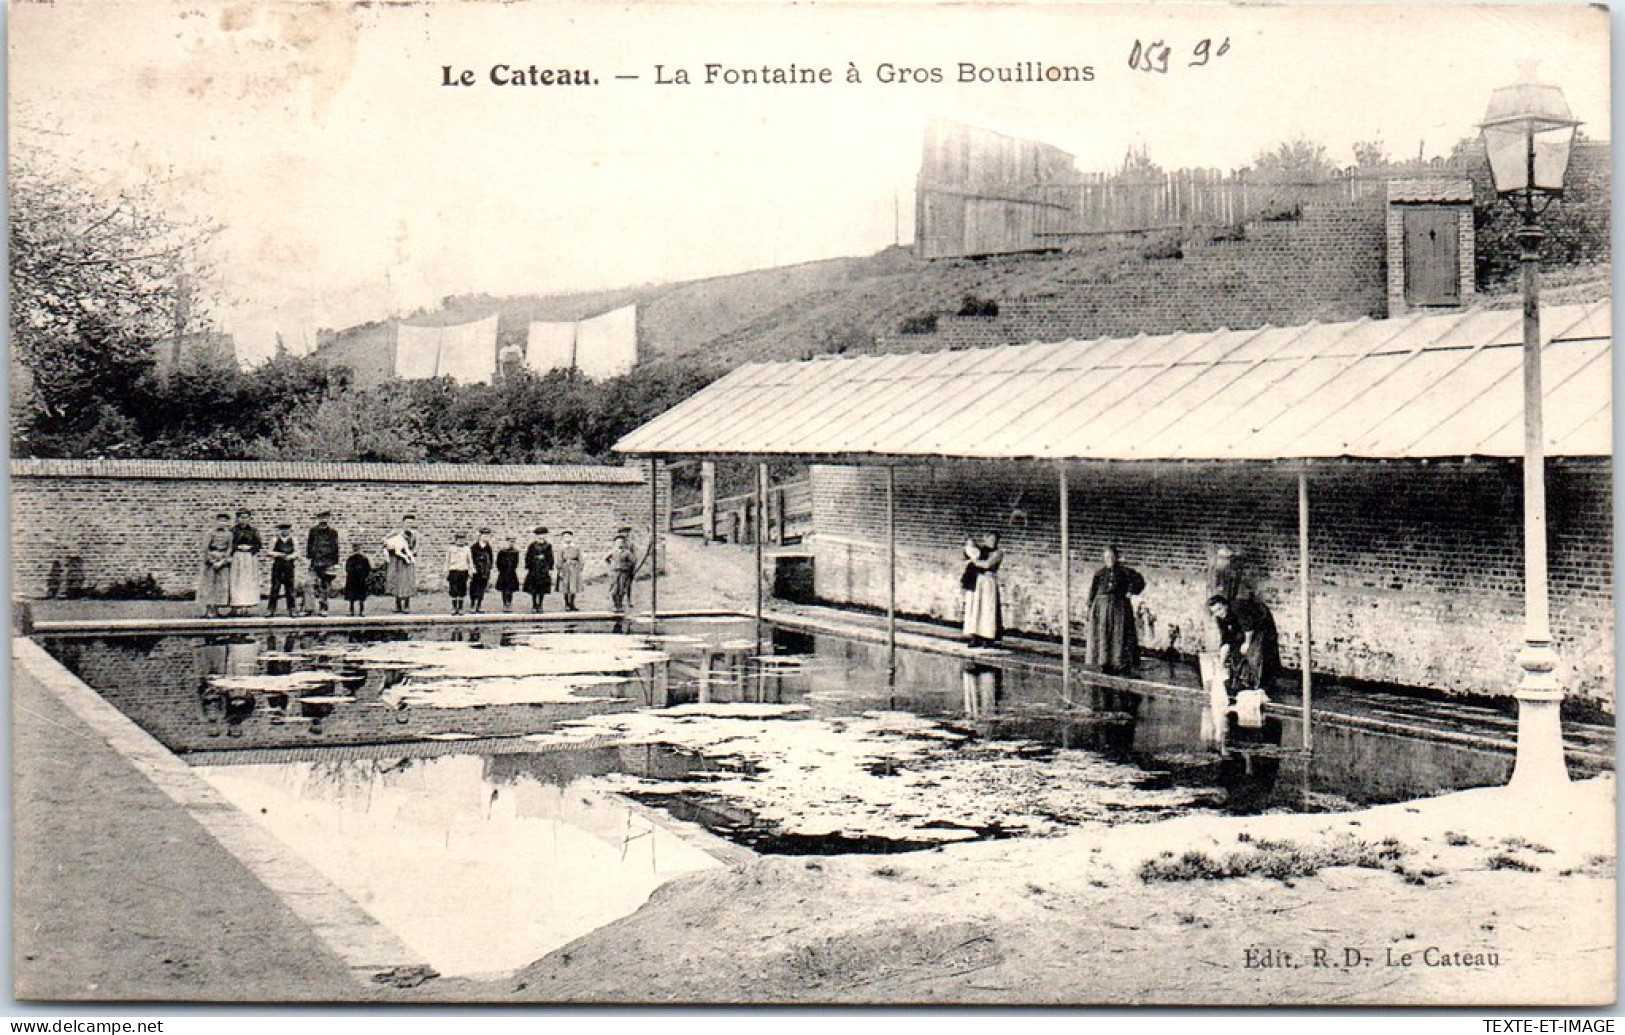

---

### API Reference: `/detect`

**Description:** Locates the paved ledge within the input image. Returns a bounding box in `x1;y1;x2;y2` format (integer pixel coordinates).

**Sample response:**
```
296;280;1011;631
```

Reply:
31;607;745;636
14;638;423;991
762;603;1617;768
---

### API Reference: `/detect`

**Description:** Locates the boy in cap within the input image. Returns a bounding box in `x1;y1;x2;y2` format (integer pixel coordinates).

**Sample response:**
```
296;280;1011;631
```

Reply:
469;528;495;613
606;531;636;613
445;531;473;615
306;510;340;616
267;522;299;616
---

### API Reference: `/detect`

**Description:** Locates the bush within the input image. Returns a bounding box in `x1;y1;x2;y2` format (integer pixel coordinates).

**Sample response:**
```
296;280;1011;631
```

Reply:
85;573;166;600
898;312;939;335
956;294;999;317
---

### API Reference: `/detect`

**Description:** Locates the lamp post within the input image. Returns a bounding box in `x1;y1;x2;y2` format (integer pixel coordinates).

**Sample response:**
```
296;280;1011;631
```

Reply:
1478;80;1579;790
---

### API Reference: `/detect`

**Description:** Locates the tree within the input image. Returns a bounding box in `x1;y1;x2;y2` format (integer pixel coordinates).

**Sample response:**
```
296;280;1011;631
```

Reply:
1247;137;1334;183
10;127;218;456
1352;139;1389;173
1116;144;1165;182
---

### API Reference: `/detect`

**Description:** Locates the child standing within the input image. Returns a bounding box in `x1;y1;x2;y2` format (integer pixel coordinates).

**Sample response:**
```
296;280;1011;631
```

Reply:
606;533;636;613
267;522;299;616
344;544;373;616
495;536;521;613
555;530;583;611
445;532;473;615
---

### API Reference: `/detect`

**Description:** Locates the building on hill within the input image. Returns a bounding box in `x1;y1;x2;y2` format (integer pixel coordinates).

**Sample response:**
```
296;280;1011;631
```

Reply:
915;118;1083;260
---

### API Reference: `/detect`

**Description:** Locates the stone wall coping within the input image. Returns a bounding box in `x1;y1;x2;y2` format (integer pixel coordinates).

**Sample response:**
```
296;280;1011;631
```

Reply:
10;458;646;485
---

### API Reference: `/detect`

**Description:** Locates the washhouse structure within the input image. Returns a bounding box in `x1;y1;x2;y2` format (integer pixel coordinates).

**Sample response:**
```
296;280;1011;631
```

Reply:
615;300;1614;728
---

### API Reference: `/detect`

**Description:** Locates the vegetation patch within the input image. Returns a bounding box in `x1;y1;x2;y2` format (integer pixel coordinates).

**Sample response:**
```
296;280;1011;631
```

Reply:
1139;835;1407;884
1485;854;1541;873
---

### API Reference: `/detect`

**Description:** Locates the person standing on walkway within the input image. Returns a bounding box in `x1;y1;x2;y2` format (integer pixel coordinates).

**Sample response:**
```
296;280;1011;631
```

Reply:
343;543;372;616
198;512;233;618
523;526;554;613
962;532;1004;648
305;510;340;616
226;508;263;616
606;533;636;613
469;528;494;614
495;535;522;612
1084;545;1147;675
445;532;473;615
384;515;419;613
959;535;982;631
267;522;299;616
555;530;583;611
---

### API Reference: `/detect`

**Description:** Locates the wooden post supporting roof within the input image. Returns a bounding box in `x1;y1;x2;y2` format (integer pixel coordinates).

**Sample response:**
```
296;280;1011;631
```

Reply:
1059;463;1072;703
756;462;767;636
649;457;660;620
1298;468;1313;752
886;465;897;682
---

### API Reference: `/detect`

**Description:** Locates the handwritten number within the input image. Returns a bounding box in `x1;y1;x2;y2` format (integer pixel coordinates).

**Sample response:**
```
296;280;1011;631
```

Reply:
1134;37;1222;73
1129;39;1171;74
1190;37;1231;66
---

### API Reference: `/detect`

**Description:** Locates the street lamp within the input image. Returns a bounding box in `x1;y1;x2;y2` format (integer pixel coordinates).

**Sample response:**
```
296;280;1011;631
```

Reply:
1478;80;1580;790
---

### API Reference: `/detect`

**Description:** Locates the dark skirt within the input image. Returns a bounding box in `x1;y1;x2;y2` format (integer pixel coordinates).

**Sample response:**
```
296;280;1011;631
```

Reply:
496;568;520;594
1085;595;1139;671
523;569;552;595
448;570;470;597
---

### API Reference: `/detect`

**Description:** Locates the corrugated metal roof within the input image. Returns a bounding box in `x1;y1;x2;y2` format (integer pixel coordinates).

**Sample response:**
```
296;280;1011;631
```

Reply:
615;301;1612;461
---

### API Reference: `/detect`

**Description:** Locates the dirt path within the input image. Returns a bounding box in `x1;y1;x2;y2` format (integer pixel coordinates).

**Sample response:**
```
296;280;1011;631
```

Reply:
488;779;1615;1005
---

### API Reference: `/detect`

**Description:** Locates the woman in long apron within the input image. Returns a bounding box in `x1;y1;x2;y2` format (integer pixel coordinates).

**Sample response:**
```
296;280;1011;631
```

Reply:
226;509;263;615
198;512;233;617
1084;545;1147;674
962;533;1004;647
384;516;419;613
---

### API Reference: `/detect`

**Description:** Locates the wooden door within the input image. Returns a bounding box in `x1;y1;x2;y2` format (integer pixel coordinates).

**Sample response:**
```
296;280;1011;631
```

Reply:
1404;207;1461;307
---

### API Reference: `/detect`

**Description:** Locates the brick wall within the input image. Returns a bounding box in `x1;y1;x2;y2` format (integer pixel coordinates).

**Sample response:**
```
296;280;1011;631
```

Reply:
808;459;1613;706
11;459;669;599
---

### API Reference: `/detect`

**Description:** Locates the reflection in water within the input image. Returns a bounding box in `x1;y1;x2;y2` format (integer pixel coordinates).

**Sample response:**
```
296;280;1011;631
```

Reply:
961;663;1000;718
48;617;1596;843
196;754;722;979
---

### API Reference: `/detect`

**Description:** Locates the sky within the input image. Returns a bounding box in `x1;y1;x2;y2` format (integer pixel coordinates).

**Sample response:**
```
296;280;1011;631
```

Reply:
9;1;1611;363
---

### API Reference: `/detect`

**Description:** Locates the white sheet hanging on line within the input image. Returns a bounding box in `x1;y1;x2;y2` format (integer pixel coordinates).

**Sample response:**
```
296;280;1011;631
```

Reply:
573;305;637;380
524;320;578;375
435;313;499;385
394;322;442;380
395;315;500;383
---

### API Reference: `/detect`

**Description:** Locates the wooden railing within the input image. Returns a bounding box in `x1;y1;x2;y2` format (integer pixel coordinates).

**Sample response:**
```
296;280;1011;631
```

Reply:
670;478;812;545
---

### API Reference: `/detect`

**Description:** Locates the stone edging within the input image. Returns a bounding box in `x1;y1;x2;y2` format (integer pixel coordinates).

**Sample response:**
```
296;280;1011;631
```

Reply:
13;637;425;988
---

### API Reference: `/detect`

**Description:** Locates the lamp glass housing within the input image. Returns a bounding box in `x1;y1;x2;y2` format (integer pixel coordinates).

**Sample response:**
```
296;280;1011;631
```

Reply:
1479;82;1579;200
